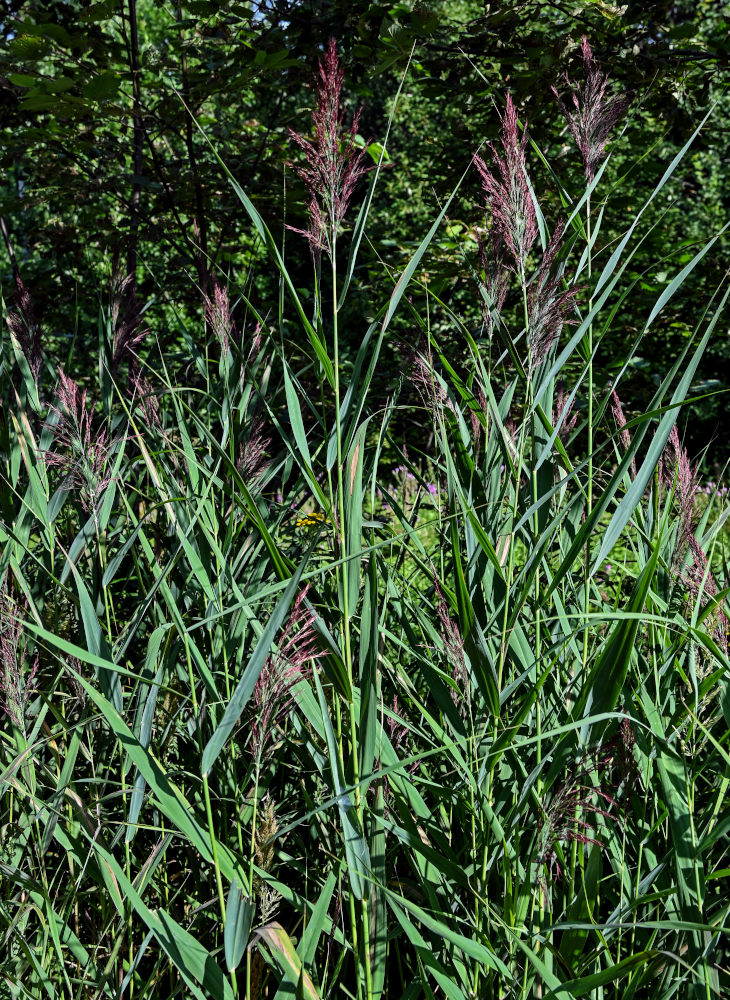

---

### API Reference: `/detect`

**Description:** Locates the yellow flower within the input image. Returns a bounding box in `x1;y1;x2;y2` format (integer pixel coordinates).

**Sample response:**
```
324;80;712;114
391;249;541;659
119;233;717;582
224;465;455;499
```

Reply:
295;511;328;530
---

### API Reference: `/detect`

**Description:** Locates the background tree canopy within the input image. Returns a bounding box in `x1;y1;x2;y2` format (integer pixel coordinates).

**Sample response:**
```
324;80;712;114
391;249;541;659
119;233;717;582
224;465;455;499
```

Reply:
1;0;728;461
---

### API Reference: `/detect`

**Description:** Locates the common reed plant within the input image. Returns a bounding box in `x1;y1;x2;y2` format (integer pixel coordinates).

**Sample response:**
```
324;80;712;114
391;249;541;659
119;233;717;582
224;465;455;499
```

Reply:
1;37;729;1000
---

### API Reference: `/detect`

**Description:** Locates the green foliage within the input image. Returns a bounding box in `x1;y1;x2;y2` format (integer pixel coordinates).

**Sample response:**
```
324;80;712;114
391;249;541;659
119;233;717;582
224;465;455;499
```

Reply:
1;10;730;1000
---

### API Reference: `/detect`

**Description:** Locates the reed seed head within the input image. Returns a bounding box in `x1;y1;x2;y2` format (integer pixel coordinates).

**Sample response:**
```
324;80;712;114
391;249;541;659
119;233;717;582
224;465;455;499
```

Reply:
474;92;537;274
553;36;631;182
288;38;369;258
6;276;43;382
44;368;115;514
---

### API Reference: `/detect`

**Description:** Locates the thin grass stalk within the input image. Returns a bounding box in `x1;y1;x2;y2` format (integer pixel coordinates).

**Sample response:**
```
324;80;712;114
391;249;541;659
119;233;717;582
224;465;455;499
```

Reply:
183;631;237;997
93;514;135;988
498;275;531;693
583;190;593;680
246;764;260;1000
330;231;373;1000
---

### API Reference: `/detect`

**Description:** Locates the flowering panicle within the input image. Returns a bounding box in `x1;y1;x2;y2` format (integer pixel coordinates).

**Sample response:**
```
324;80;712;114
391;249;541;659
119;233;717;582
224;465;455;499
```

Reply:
661;427;727;647
610;390;637;478
1;584;38;729
685;536;727;650
111;270;148;373
129;367;162;431
474;93;537;274
663;425;700;564
6;276;43;382
405;338;453;421
527;225;578;368
553;36;631;182
537;758;618;883
381;695;420;808
204;280;234;357
469;385;489;458
248;586;325;761
288;38;369;258
432;573;469;720
253;795;282;923
237;414;272;485
44;368;115;515
554;381;578;442
539;723;640;882
477;232;509;337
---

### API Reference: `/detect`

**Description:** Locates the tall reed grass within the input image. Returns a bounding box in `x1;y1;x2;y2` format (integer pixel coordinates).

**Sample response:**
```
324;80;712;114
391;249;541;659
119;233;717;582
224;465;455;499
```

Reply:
1;37;729;1000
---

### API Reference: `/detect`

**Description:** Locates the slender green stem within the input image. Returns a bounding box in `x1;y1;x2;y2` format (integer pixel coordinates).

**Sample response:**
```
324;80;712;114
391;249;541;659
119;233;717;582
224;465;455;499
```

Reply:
330;238;372;1000
246;764;261;1000
184;632;236;996
582;191;593;675
498;274;531;692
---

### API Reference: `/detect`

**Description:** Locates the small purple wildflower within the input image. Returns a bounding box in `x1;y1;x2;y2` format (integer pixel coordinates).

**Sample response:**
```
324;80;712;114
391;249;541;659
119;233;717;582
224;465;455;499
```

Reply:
288;38;370;258
553;36;631;182
393;465;416;482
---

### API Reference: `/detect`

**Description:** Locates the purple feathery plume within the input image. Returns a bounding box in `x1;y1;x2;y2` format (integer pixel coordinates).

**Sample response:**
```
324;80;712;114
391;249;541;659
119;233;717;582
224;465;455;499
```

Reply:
288;38;370;258
610;390;637;478
382;694;420;809
6;276;43;382
527;225;579;368
477;231;509;337
553;36;631;182
204;280;234;357
431;572;469;721
109;264;148;374
537;755;618;884
554;381;579;442
128;367;162;431
1;582;39;729
44;368;115;515
248;586;326;762
660;427;727;647
473;93;538;274
663;425;700;562
237;414;272;485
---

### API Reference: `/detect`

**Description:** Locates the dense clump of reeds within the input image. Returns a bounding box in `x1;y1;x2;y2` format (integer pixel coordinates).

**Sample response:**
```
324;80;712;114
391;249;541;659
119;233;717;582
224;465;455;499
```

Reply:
1;36;729;1000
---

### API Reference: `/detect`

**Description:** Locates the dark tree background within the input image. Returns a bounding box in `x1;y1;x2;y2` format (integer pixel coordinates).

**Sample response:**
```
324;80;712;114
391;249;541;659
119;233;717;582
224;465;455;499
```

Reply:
1;0;728;462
